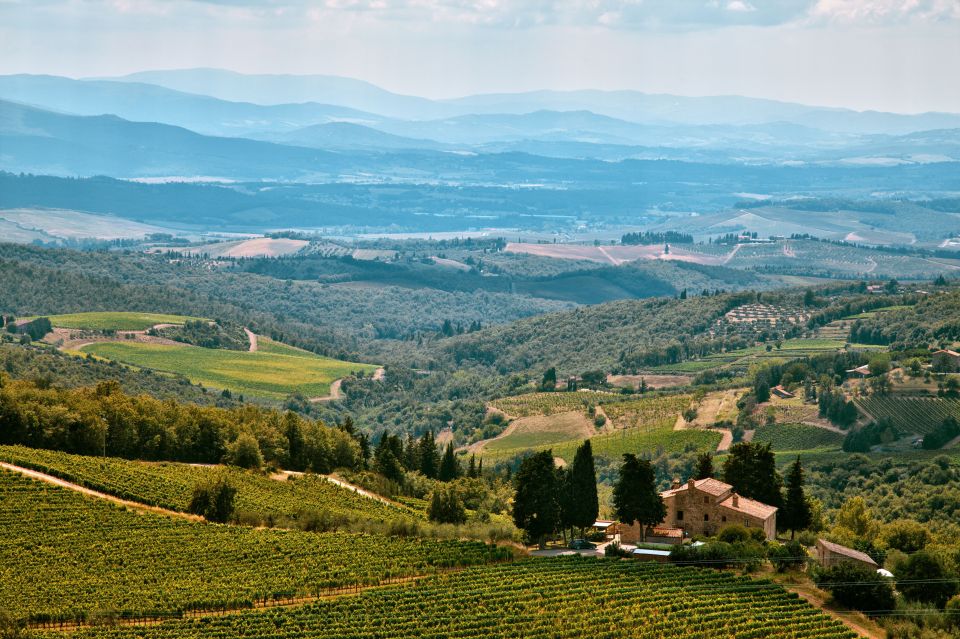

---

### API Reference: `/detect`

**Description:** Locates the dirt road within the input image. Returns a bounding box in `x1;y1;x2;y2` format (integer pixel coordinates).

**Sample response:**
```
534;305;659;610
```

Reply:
244;327;258;352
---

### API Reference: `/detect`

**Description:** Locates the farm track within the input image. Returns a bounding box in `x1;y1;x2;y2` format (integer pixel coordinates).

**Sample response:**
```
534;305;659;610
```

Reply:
0;462;202;522
309;367;383;403
244;328;258;352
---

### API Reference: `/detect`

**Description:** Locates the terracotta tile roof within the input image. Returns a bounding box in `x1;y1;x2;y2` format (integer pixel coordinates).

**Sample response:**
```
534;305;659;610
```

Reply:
818;539;878;566
694;478;733;496
662;478;732;498
933;349;960;357
718;494;777;520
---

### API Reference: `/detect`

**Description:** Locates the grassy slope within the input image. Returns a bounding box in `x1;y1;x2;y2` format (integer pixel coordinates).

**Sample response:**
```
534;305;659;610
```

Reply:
78;341;378;400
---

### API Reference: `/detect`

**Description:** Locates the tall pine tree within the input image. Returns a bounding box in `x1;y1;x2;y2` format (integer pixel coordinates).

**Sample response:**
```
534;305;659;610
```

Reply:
419;431;439;479
694;452;714;479
721;442;784;510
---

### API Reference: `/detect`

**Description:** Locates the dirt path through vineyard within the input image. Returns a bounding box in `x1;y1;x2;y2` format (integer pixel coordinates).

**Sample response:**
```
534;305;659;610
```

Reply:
0;461;201;521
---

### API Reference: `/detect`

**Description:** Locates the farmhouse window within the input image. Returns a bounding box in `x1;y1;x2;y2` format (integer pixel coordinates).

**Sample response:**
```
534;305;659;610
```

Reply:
703;497;709;504
703;514;709;522
721;516;727;522
676;511;684;521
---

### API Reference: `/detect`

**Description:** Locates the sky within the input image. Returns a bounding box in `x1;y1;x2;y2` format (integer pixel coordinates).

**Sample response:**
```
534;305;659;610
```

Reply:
1;0;959;113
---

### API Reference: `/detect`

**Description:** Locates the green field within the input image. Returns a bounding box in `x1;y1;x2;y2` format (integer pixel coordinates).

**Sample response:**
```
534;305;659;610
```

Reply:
484;426;721;464
35;311;207;331
751;423;845;452
41;558;857;639
0;469;511;624
78;340;378;400
0;446;420;526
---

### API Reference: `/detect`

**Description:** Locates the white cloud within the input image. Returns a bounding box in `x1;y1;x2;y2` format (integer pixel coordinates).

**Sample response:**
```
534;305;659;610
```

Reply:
726;1;756;12
809;0;960;23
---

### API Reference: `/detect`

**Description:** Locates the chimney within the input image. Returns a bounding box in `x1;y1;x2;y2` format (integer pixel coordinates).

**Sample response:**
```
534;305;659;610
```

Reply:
671;478;681;490
732;493;739;508
687;478;696;491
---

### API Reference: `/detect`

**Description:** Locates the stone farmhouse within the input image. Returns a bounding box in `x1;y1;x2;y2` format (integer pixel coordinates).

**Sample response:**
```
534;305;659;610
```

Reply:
932;349;960;373
815;539;878;571
620;478;778;543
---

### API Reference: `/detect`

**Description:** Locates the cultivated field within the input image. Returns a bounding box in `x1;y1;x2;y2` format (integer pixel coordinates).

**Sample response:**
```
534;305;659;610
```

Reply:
182;237;309;258
504;242;730;266
78;340;378;400
856;396;960;436
36;311;205;331
0;469;510;625
0;446;419;526
41;557;859;639
751;423;845;452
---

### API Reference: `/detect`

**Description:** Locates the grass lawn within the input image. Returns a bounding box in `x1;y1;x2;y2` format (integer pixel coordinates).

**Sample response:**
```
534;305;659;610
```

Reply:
79;341;378;400
35;311;206;331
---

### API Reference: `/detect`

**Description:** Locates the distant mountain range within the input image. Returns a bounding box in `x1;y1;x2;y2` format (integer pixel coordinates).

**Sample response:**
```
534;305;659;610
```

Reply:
99;68;960;135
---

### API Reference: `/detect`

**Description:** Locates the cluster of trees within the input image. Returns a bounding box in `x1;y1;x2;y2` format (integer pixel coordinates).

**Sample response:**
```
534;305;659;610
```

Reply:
842;417;902;452
620;231;693;245
4;316;52;342
923;417;960;450
0;376;361;472
152;320;249;351
512;442;599;547
846;290;960;350
817;387;859;426
372;430;480;485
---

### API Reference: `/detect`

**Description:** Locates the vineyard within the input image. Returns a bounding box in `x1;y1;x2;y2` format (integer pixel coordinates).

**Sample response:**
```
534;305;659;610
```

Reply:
0;470;511;624
856;397;960;436
602;394;691;430
483;426;722;464
751;424;845;452
489;391;627;417
39;557;859;639
0;446;421;526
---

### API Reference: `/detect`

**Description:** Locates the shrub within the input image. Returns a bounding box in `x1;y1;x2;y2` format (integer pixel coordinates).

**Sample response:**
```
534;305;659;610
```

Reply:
897;551;959;608
717;525;750;543
946;595;960;628
427;484;467;525
815;562;895;613
189;474;238;523
768;540;807;572
224;434;264;469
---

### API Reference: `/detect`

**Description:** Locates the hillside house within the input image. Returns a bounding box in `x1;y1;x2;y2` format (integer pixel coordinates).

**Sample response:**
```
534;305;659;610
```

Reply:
771;385;795;399
620;478;777;542
815;539;878;571
845;364;871;378
932;349;960;373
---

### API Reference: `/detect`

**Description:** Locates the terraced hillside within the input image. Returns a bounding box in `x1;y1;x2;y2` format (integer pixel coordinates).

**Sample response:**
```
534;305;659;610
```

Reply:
38;558;859;639
0;446;421;527
0;469;511;624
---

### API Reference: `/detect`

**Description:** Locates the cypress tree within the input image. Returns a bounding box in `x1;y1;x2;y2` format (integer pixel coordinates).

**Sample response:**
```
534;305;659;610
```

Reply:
613;454;665;542
512;450;559;548
569;440;599;536
781;456;811;537
419;431;439;479
694;452;714;479
438;442;461;482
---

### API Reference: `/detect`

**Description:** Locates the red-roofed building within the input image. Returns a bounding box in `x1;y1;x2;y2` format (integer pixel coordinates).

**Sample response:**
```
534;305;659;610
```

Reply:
620;477;777;543
932;349;960;373
816;539;878;571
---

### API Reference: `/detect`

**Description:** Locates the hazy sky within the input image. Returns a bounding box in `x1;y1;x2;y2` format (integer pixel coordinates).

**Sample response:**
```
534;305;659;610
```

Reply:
2;0;959;113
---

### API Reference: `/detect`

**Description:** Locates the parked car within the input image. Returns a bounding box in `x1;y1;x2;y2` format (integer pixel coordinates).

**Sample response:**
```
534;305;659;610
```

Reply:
569;539;597;550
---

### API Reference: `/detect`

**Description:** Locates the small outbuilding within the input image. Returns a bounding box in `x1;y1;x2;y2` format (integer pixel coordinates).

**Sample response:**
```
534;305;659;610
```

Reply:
591;520;617;537
932;349;960;373
815;539;878;571
771;385;795;399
